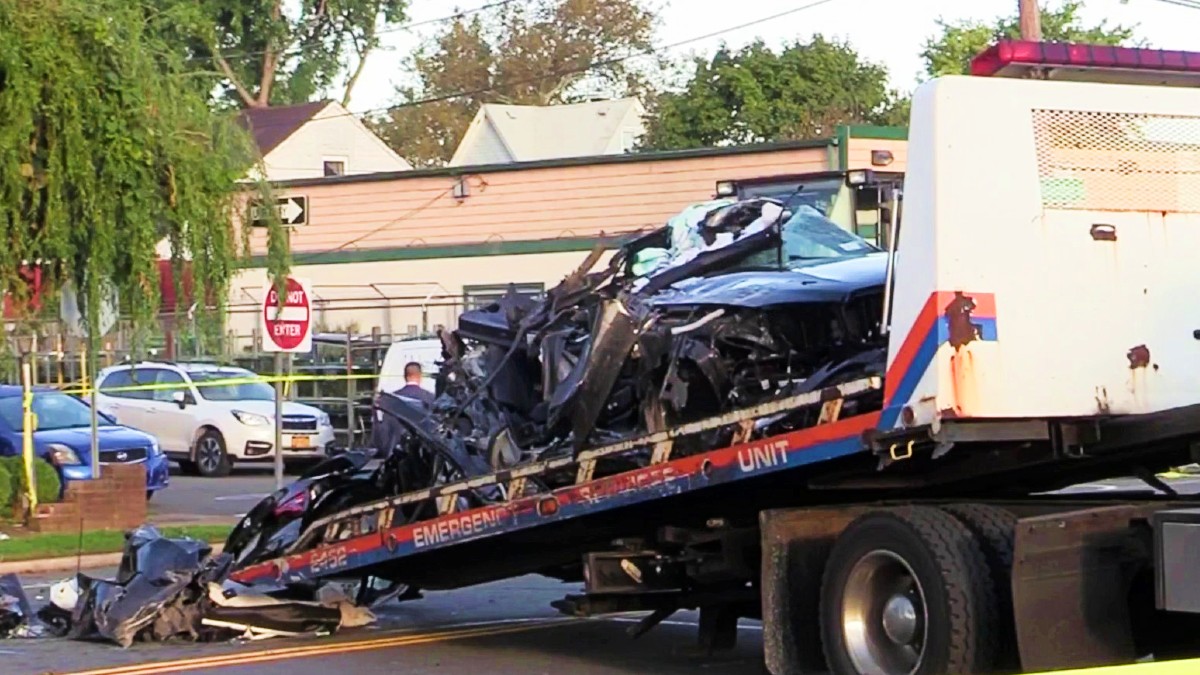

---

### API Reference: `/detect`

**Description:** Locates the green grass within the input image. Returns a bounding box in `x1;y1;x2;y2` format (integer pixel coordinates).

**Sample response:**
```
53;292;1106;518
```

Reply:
0;524;232;563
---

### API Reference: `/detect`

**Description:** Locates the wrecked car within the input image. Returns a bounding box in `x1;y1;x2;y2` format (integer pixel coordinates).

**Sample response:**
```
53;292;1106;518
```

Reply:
227;197;889;572
424;198;887;477
362;198;888;495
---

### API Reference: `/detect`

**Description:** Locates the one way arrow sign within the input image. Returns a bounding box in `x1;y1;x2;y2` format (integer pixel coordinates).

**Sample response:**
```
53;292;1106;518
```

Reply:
251;196;308;227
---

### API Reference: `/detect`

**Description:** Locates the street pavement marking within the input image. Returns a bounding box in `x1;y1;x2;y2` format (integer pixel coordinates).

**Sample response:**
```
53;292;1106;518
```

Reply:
60;618;575;675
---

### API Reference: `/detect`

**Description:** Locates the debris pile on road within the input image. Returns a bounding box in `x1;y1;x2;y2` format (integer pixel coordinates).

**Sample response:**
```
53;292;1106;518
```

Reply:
0;573;40;638
226;197;889;562
0;525;377;647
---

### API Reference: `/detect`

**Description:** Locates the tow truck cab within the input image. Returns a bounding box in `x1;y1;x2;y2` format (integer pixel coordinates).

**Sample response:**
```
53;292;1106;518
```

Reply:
715;169;904;248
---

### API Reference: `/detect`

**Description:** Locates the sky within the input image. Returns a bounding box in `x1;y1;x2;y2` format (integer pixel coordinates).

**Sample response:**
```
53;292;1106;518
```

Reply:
342;0;1200;114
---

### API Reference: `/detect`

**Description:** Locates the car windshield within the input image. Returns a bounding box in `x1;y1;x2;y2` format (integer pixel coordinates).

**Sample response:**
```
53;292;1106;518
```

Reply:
188;371;275;402
0;392;94;431
734;205;880;271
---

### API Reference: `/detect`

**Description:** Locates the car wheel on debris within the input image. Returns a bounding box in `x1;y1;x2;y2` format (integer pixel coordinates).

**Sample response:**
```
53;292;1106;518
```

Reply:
194;429;232;478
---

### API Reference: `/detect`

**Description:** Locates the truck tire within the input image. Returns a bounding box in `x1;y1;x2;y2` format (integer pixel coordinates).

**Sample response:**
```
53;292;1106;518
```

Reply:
940;504;1019;672
819;506;999;675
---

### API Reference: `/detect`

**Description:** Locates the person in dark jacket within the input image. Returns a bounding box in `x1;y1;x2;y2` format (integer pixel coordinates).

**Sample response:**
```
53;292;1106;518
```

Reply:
395;362;434;405
371;362;434;460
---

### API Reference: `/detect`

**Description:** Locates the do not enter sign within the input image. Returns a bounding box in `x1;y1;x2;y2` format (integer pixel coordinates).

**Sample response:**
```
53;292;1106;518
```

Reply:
260;277;313;352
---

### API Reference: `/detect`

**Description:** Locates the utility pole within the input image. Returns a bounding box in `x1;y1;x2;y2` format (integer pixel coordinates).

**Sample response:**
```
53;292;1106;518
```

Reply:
1019;0;1043;40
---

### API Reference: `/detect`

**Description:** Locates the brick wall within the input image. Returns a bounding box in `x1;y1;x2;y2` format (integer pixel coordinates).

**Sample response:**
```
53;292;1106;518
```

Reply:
25;464;147;534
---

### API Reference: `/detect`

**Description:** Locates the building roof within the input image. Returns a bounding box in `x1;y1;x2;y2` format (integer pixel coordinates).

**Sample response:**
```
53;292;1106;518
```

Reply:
238;101;331;155
450;98;644;166
274;136;836;189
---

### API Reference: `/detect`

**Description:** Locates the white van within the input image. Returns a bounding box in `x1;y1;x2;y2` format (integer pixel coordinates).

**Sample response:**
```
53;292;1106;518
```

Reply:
376;338;443;395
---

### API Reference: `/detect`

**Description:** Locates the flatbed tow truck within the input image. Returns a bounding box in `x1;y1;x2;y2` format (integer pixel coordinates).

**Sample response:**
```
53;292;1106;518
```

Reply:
230;41;1200;674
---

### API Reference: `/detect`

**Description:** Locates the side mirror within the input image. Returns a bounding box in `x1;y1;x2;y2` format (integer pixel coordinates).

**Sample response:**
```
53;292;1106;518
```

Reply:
171;391;190;409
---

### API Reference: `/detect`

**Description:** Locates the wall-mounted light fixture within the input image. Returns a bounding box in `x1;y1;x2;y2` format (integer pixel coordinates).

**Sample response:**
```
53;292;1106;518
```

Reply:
871;150;894;167
453;176;470;199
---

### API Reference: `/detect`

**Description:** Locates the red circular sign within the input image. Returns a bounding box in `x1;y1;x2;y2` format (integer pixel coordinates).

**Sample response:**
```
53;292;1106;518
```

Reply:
263;278;311;350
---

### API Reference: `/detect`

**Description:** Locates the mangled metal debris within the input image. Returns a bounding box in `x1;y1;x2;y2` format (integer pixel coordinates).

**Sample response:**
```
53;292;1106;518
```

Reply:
0;525;376;648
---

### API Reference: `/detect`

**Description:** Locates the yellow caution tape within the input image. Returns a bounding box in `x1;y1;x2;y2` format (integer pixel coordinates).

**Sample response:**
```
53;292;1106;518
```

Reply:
1028;658;1200;673
51;372;381;398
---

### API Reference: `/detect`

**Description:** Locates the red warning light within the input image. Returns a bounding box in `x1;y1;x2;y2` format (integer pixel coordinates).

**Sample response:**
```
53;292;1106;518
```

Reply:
969;40;1200;87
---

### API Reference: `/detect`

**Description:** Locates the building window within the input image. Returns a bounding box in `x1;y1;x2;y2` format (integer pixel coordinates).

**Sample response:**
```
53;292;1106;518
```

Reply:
462;283;546;311
323;160;346;177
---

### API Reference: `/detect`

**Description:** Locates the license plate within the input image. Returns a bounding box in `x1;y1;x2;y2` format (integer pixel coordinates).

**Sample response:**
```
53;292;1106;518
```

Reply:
292;435;312;449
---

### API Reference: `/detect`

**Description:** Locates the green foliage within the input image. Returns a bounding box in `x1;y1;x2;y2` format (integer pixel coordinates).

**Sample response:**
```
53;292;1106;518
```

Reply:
0;464;11;516
183;0;411;108
641;36;905;151
0;525;233;563
920;1;1138;78
0;0;282;353
369;0;659;167
0;456;61;506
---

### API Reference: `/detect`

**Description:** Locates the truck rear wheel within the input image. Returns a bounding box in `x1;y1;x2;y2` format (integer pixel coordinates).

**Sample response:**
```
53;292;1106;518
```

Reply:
819;506;999;675
940;503;1019;672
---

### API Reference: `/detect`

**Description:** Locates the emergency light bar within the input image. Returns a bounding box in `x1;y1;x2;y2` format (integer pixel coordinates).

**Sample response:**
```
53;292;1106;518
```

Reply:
970;40;1200;87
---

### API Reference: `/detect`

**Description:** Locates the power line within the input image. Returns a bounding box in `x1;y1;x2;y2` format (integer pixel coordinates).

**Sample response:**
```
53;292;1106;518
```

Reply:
1152;0;1200;9
197;0;524;66
243;0;844;132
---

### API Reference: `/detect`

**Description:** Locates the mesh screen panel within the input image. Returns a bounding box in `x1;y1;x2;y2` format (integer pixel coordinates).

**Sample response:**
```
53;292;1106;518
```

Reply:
1032;109;1200;212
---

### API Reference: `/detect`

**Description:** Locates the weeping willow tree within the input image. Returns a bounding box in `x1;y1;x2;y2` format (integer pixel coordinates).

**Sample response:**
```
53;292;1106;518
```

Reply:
0;0;288;358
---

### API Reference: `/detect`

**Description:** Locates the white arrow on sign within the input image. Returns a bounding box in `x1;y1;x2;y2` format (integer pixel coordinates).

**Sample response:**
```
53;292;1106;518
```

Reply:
251;196;307;227
281;198;304;224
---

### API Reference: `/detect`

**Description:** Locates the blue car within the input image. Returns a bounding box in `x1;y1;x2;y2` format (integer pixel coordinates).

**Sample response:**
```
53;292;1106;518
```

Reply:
0;385;170;499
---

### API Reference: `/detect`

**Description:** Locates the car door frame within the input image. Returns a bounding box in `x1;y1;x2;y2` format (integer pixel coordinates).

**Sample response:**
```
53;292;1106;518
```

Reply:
140;367;196;454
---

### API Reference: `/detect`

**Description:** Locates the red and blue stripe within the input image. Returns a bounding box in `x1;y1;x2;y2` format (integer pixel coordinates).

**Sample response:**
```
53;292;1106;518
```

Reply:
880;292;998;429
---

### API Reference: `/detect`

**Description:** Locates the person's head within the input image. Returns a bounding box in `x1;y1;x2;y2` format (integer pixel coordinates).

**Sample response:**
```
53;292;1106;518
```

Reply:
404;362;422;383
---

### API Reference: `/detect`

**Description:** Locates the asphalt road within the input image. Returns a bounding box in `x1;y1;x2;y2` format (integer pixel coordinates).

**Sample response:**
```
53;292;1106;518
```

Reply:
150;464;282;522
4;574;764;675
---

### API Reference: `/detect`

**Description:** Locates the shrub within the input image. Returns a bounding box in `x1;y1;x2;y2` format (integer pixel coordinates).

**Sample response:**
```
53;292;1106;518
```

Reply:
0;463;12;517
0;455;61;505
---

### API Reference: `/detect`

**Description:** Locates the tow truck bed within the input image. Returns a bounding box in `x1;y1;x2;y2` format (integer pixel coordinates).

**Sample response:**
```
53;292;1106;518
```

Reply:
230;377;883;588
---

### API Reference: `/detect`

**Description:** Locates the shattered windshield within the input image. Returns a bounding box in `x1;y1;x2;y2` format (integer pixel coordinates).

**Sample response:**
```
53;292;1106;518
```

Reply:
735;205;880;271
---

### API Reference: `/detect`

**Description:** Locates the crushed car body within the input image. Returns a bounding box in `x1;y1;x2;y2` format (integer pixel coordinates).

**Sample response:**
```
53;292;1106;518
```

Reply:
225;196;890;565
423;197;887;478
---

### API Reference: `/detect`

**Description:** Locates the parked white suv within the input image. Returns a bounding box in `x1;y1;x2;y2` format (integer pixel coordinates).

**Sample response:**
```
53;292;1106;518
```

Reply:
95;362;335;478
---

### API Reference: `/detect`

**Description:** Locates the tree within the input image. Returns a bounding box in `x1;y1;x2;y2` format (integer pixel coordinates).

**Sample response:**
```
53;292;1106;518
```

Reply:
0;0;281;348
186;0;410;109
368;0;658;167
920;1;1138;77
640;37;906;151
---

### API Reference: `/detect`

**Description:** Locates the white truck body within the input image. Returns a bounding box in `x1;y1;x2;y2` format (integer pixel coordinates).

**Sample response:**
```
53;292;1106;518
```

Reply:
889;75;1200;430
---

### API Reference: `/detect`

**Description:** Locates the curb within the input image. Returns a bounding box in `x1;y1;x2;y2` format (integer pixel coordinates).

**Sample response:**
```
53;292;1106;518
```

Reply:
0;544;225;575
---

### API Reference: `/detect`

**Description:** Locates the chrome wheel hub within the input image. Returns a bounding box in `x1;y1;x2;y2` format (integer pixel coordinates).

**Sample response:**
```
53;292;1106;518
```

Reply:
841;550;928;675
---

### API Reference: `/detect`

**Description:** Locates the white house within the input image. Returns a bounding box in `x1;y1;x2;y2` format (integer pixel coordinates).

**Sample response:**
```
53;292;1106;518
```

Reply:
449;98;646;167
238;100;411;181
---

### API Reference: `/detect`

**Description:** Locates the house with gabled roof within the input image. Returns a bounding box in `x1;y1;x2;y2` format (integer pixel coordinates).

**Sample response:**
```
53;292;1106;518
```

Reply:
449;98;646;167
238;100;412;181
